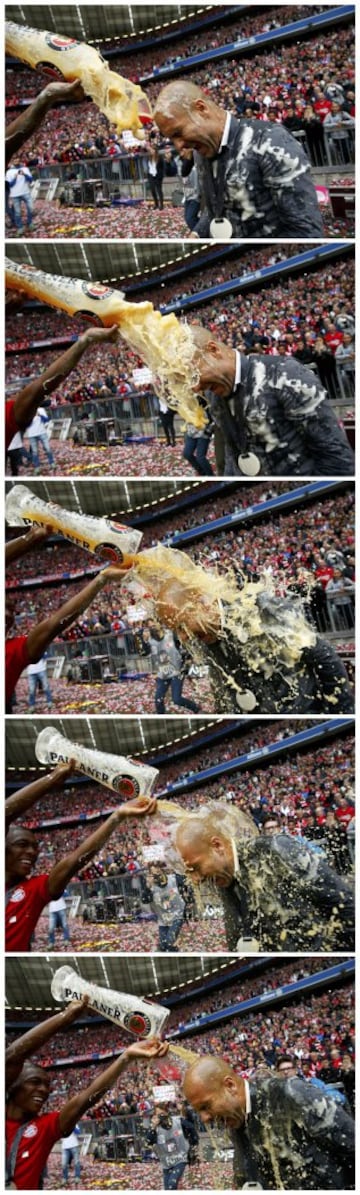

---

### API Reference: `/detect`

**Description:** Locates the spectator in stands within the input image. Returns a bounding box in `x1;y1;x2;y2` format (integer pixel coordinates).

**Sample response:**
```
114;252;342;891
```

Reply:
189;325;355;476
6;1033;167;1191
5;759;157;951
173;808;355;951
183;1054;355;1189
323;101;355;164
153;82;323;238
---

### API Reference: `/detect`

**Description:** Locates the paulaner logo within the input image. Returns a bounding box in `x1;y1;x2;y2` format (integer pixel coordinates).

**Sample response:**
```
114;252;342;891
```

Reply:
112;775;140;797
82;283;115;301
123;1011;152;1036
44;34;80;50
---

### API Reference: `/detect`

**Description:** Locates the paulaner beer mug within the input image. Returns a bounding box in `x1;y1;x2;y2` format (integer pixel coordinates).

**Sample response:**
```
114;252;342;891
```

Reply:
35;727;159;798
51;966;169;1037
5;484;143;563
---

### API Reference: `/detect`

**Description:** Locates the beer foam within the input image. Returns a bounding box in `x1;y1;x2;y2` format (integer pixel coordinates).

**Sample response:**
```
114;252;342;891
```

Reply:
5;258;205;429
128;545;316;673
5;21;152;137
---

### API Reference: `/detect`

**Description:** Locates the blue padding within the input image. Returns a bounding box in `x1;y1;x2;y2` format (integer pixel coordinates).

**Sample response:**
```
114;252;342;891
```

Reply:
167;482;342;545
143;8;354;79
157;718;353;796
162;245;350;314
171;960;355;1035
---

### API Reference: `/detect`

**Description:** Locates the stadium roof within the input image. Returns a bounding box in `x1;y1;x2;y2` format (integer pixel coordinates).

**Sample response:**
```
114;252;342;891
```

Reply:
6;5;217;42
5;715;222;768
5;242;211;285
6;478;203;517
6;955;240;1008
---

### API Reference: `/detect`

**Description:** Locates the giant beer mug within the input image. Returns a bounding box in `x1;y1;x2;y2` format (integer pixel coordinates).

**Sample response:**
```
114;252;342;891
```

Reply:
51;966;169;1037
5;259;205;429
5;484;142;563
35;728;159;798
5;21;153;137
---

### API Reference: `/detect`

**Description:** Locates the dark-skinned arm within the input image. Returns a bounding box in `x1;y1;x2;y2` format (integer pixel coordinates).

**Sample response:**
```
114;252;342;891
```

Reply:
5;526;50;567
58;1038;168;1135
48;795;157;898
11;325;119;434
5;79;84;166
5;761;74;827
25;564;129;666
6;998;89;1089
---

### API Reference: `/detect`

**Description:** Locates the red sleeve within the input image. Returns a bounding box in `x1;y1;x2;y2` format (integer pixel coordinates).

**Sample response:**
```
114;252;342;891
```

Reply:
39;1110;62;1145
6;635;29;703
5;399;19;452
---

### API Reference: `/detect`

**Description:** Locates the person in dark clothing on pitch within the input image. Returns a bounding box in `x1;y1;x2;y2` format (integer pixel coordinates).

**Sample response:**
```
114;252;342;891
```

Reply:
189;325;354;477
174;811;355;951
154;82;323;239
183;1056;355;1190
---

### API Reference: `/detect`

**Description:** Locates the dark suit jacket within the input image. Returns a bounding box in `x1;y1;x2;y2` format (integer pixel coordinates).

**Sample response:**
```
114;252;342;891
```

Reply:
195;114;323;239
209;353;355;476
199;594;354;714
231;1076;355;1189
220;833;354;951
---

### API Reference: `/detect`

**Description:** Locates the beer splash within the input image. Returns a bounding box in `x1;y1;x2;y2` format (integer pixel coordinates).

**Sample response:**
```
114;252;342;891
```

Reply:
5;21;152;138
5;258;206;429
127;545;316;673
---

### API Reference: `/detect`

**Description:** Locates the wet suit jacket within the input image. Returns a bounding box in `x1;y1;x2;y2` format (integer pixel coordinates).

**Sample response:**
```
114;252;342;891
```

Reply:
231;1075;355;1189
220;832;354;951
208;353;355;476
197;594;354;714
194;115;323;238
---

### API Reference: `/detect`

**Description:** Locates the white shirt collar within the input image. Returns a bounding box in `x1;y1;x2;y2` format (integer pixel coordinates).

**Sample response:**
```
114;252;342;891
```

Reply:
243;1079;252;1119
219;111;232;150
231;837;240;877
234;350;242;388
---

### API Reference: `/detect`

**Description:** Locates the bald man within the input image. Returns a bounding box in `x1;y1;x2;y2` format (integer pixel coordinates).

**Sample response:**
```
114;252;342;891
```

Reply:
183;1056;355;1189
189;325;355;477
174;815;355;951
154;578;354;714
153;82;323;239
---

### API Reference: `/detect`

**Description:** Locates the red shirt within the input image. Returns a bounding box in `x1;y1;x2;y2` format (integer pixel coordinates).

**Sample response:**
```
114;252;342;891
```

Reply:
6;1112;61;1190
324;330;344;354
6;635;29;703
335;805;355;827
6;873;50;951
5;399;19;452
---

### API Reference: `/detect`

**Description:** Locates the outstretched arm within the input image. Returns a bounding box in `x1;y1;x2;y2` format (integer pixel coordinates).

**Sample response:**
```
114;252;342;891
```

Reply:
5;761;74;827
6;998;89;1089
5;79;84;166
48;795;157;898
59;1038;168;1135
5;526;50;567
11;325;119;435
25;564;129;665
